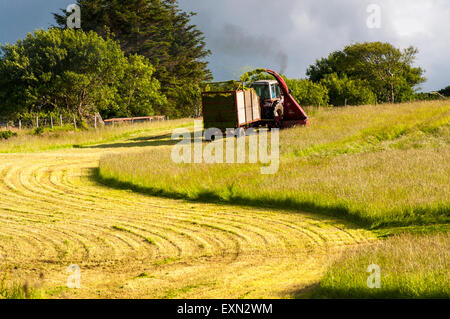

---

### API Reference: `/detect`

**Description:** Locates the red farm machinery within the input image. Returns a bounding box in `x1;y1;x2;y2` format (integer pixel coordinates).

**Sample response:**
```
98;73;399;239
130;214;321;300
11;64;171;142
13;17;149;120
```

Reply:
201;69;309;138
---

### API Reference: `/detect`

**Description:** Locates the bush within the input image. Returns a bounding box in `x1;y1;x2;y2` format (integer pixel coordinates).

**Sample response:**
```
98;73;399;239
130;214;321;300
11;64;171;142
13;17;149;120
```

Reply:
32;127;44;136
439;86;450;97
285;78;329;106
321;73;376;106
0;130;17;139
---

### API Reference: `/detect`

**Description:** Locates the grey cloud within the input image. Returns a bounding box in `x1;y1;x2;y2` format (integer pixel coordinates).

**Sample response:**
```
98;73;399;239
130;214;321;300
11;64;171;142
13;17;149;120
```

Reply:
179;0;450;91
212;24;288;74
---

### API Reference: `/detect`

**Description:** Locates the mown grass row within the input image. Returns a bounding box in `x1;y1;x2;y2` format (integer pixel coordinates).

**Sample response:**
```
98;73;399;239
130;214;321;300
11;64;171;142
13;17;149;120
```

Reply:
98;101;450;229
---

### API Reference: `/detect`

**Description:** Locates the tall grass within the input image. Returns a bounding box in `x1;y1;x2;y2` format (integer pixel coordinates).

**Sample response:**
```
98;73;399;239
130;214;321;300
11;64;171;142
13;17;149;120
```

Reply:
312;233;449;298
0;270;41;299
0;119;192;153
98;101;450;228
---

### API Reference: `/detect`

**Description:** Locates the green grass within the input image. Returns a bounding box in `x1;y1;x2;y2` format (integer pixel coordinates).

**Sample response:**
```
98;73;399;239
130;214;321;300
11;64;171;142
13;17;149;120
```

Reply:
0;270;42;299
312;233;449;298
98;101;450;228
0;119;192;153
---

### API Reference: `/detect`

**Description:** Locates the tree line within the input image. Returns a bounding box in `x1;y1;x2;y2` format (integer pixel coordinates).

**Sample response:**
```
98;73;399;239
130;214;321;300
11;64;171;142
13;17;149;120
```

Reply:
0;0;448;125
287;42;448;107
1;0;211;124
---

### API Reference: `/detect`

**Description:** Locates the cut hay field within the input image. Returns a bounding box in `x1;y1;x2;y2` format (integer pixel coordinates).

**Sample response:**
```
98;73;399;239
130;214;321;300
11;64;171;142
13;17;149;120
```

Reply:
0;101;448;299
0;119;376;299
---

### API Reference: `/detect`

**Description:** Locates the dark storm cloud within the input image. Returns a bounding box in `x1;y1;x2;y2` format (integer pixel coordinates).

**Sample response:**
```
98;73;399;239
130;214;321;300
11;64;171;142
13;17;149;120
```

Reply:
0;0;448;90
179;0;450;91
213;24;288;74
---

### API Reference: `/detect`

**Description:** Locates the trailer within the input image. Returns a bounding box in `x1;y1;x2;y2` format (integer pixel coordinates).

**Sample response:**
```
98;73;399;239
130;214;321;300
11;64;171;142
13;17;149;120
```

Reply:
202;88;261;134
201;69;309;139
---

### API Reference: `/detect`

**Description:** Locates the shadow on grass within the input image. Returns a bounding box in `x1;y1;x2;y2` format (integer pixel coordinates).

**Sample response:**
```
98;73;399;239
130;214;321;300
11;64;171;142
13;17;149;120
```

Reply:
81;133;179;149
89;168;381;229
308;286;449;299
89;168;448;230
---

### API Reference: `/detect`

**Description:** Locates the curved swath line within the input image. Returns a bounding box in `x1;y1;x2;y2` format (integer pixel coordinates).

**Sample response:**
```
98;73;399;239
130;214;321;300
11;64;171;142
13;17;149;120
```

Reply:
132;205;322;252
274;221;328;248
327;224;373;244
42;163;104;201
182;211;309;250
125;222;208;257
0;228;45;260
113;223;183;258
20;165;113;215
145;220;229;256
122;215;226;258
54;219;160;260
159;211;269;248
303;221;368;245
8;160;208;260
177;213;291;248
148;208;279;248
0;227;61;262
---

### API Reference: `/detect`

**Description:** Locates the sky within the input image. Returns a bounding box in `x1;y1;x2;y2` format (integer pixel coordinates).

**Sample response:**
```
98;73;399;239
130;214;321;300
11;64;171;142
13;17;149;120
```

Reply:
1;0;449;91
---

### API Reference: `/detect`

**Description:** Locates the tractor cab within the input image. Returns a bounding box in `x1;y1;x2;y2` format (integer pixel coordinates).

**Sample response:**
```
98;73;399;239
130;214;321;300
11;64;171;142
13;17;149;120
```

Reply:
251;80;284;121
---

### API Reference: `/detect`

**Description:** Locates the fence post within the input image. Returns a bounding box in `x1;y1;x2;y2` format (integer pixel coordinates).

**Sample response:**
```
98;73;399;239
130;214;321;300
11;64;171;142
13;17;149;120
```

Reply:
73;114;77;129
19;120;21;130
60;114;63;127
36;116;39;128
344;98;347;107
94;114;97;129
51;116;54;129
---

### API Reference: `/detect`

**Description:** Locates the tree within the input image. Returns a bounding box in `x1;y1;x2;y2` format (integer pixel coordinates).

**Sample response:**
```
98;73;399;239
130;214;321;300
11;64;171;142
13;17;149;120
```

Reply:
112;55;167;118
320;73;376;106
306;51;344;83
439;86;450;97
54;0;212;117
285;78;329;106
306;42;425;104
0;28;165;121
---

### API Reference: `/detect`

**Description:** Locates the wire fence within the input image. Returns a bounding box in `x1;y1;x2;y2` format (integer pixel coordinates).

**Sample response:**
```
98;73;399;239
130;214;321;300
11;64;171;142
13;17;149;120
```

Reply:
0;114;167;131
0;113;88;130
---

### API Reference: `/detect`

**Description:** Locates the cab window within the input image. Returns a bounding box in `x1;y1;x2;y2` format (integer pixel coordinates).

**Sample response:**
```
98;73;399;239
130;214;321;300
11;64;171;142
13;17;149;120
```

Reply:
275;85;281;98
252;84;270;100
270;85;277;99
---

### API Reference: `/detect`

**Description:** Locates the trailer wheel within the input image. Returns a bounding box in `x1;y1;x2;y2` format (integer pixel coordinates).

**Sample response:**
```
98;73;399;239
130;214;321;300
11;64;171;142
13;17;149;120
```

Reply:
235;127;245;138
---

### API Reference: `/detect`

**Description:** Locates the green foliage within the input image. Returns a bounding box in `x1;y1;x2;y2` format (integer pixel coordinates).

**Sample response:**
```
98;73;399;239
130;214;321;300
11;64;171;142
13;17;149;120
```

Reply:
307;42;425;104
0;130;18;140
110;55;167;118
0;28;165;121
32;127;45;136
439;86;450;97
414;92;442;101
306;51;344;82
54;0;212;118
285;78;329;106
320;73;376;106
